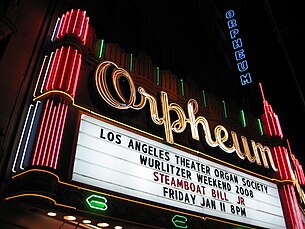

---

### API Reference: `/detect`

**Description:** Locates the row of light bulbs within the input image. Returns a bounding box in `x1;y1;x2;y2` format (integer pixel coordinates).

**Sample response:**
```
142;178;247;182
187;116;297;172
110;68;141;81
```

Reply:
47;211;123;229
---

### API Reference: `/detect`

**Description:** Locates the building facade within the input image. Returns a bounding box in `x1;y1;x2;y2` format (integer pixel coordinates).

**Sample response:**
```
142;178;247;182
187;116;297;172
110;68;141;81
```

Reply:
0;0;305;228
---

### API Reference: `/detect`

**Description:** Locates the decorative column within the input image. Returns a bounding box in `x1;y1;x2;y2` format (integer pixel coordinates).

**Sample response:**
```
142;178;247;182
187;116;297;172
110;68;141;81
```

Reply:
31;9;89;169
260;83;304;228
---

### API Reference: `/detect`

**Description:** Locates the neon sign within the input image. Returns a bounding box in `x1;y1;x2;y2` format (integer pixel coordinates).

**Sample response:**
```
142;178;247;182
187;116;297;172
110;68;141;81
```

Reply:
86;194;108;211
172;215;188;228
225;10;252;86
95;61;277;171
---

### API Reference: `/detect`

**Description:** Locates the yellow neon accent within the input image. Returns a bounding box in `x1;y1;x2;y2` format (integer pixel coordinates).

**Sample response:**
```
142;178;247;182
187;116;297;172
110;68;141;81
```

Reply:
33;90;281;183
12;168;61;180
277;179;295;185
5;193;54;202
10;169;255;228
34;90;74;103
5;193;76;210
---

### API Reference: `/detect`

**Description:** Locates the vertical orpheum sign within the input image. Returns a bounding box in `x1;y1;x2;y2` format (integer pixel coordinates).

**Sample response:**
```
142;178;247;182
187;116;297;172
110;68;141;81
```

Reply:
225;10;252;86
10;9;88;171
260;83;305;229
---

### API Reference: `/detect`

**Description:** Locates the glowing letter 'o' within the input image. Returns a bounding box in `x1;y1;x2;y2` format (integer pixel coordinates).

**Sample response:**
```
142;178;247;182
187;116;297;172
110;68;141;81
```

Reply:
95;61;136;109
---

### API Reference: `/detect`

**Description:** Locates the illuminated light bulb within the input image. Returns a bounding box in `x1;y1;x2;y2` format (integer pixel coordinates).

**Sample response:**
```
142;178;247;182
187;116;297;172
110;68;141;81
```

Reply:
82;219;91;224
97;222;109;227
114;226;123;229
47;212;57;217
63;215;76;221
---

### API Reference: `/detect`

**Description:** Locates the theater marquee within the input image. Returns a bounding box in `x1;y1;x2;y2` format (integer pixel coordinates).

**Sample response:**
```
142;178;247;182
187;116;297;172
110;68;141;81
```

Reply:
72;114;286;228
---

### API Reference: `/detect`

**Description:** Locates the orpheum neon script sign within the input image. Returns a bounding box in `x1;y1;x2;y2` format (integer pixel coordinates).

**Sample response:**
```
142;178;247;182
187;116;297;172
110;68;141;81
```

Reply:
95;61;277;172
